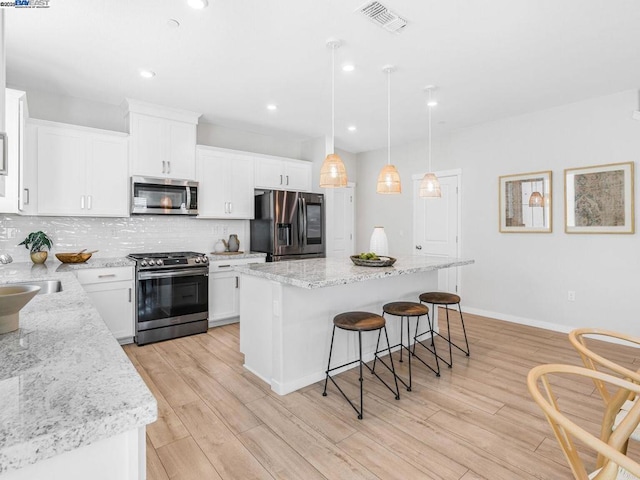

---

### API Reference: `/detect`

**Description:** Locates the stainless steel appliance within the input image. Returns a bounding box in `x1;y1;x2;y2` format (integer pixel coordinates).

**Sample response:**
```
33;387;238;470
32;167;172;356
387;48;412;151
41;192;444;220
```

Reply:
131;176;198;215
251;190;325;261
128;251;209;345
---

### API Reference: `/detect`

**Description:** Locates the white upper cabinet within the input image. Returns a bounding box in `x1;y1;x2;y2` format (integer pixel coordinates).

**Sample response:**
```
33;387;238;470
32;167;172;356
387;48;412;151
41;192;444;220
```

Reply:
0;89;28;214
36;121;129;217
125;99;200;180
196;146;254;219
254;156;312;192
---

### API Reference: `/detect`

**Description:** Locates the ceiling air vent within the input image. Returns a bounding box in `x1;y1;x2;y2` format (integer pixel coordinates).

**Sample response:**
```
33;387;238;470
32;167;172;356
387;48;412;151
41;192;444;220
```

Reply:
357;1;408;34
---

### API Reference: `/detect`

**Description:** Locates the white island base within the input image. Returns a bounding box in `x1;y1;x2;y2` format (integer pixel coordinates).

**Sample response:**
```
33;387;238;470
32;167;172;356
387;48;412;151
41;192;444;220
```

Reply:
240;269;442;395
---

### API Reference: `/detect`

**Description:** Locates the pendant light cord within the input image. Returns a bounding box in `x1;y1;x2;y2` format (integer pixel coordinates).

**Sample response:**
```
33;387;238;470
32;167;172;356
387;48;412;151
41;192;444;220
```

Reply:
331;44;335;154
428;89;432;172
387;69;391;166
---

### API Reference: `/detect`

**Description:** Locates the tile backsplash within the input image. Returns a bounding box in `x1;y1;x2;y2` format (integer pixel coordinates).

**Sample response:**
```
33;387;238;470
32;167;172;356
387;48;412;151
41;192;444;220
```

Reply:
0;215;250;261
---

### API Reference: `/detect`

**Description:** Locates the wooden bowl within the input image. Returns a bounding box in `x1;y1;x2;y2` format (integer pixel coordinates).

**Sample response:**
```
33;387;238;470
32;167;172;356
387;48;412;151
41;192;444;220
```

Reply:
55;252;92;264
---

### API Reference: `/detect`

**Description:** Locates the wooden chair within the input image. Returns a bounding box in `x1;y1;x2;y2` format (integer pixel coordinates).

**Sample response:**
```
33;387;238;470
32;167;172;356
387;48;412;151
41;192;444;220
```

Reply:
569;329;640;450
527;364;640;480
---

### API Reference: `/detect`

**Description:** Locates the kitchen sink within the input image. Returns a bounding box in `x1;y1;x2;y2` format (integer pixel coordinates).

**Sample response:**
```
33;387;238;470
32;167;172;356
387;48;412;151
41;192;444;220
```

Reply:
9;280;63;295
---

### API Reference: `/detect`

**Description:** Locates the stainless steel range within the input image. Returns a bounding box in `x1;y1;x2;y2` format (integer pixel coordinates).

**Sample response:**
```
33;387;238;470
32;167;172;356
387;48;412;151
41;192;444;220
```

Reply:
128;251;209;345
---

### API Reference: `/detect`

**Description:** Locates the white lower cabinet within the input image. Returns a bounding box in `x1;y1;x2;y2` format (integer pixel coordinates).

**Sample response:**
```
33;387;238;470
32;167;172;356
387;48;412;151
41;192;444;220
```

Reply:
209;257;265;326
76;267;135;344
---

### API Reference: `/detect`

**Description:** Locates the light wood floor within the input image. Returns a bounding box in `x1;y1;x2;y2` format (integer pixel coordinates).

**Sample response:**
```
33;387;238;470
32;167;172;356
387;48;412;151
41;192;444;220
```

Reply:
123;311;640;480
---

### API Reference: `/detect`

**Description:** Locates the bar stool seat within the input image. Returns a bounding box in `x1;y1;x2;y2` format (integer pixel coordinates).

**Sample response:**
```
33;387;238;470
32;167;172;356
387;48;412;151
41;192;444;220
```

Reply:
374;301;440;393
417;291;470;368
323;311;400;419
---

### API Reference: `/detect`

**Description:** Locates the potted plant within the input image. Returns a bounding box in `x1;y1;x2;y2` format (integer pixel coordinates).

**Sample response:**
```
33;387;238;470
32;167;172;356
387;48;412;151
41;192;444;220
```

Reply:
18;231;53;264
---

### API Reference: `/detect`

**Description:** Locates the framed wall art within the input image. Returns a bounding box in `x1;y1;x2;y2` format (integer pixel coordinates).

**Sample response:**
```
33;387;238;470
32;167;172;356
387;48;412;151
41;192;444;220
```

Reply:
499;171;552;233
564;162;634;234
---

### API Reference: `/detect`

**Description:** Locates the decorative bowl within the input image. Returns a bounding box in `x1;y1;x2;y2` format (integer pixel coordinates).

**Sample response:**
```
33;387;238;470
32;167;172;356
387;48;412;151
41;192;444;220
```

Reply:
0;284;41;334
55;252;92;264
350;255;397;267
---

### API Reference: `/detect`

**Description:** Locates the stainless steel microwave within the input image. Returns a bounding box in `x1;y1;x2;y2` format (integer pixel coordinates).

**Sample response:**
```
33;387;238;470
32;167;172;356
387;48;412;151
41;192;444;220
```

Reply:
131;176;198;215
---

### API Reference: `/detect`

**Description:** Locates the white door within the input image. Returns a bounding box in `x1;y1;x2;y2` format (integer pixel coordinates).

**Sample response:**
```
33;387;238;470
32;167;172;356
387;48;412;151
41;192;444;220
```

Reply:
326;183;356;258
413;171;460;293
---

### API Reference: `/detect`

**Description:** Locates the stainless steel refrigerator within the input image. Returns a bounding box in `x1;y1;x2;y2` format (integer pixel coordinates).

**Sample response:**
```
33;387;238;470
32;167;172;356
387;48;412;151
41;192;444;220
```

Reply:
250;190;325;261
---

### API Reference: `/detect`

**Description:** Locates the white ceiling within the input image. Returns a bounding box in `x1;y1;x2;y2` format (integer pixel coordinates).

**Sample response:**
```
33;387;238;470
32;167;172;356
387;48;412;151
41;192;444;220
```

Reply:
6;0;640;153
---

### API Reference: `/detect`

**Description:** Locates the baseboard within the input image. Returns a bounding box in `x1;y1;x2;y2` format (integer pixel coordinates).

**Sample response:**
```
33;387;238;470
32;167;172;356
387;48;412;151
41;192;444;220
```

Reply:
461;306;573;334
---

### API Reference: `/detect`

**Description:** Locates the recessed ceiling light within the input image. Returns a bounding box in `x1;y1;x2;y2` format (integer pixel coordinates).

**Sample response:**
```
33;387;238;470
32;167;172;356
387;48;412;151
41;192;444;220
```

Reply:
348;125;357;132
167;19;180;28
266;104;277;111
187;0;208;9
342;64;355;72
139;70;156;79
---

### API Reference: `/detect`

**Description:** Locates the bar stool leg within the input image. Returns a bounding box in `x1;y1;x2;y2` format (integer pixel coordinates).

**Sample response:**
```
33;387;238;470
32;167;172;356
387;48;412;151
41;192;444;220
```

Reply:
405;316;412;391
411;313;441;377
323;326;336;396
458;303;470;356
445;305;453;368
372;328;382;373
358;331;363;419
383;325;401;400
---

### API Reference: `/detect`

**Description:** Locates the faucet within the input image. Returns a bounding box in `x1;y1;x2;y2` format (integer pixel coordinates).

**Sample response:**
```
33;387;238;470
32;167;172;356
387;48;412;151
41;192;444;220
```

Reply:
0;254;13;264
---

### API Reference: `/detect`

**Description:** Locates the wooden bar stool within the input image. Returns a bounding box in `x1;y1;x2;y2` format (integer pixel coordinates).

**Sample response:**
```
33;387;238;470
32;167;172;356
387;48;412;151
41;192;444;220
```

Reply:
374;302;440;393
417;292;470;368
323;311;400;419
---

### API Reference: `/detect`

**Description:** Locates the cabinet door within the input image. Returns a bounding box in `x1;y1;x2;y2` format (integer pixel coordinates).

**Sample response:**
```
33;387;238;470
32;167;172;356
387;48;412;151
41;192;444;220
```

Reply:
228;155;254;218
37;126;86;215
82;281;135;342
86;134;129;216
130;114;165;177
196;150;229;217
166;121;196;179
254;157;284;189
209;270;240;321
284;160;312;192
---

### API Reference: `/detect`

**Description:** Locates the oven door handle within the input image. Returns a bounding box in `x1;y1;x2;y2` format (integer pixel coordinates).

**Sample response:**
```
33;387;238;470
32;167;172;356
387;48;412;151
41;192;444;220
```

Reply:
138;268;209;280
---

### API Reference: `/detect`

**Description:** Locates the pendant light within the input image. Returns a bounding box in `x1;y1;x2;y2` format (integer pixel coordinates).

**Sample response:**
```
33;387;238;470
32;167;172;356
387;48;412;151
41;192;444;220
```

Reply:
319;38;348;188
376;65;401;194
419;86;441;198
529;178;543;207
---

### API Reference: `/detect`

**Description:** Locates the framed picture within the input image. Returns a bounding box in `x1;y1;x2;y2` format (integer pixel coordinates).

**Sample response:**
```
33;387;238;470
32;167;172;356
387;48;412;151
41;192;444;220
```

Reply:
0;132;6;176
499;171;552;233
565;162;634;234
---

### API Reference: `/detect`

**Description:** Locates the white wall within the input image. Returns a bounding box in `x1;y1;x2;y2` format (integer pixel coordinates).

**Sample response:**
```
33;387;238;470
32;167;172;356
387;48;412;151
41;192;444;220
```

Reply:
356;89;640;335
197;123;303;158
1;11;6;198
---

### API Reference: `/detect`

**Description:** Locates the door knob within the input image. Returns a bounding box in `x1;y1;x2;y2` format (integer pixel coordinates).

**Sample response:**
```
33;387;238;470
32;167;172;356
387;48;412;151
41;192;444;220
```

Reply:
415;245;422;250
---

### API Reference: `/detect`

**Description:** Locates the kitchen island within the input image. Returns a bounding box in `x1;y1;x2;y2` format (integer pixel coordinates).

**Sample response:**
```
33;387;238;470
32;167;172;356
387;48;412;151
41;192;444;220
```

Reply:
236;255;474;395
0;262;157;480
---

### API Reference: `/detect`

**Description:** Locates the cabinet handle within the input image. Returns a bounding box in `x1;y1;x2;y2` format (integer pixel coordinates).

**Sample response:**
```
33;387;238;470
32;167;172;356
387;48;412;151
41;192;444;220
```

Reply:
87;195;92;210
235;276;239;288
225;202;229;214
128;288;132;303
23;188;29;205
167;161;171;174
218;264;231;268
415;245;422;250
98;274;117;278
280;174;283;185
80;196;85;209
286;175;289;185
229;202;232;213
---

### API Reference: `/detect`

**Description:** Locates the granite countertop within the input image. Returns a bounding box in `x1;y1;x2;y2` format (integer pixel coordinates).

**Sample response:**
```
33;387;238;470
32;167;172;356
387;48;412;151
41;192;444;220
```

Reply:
235;255;475;289
0;260;156;475
208;252;267;261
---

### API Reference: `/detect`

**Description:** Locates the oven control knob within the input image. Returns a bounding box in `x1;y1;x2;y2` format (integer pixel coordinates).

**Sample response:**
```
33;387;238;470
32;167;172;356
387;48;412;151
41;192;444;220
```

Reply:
195;257;201;263
149;260;156;266
202;256;208;263
156;259;164;266
141;260;147;267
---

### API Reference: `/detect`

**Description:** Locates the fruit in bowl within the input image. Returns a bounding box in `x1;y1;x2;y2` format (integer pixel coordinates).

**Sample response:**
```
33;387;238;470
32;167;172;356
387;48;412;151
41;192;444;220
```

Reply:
358;252;379;260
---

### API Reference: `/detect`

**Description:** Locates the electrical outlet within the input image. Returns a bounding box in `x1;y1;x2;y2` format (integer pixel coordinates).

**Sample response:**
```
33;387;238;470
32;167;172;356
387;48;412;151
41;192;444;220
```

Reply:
568;291;576;302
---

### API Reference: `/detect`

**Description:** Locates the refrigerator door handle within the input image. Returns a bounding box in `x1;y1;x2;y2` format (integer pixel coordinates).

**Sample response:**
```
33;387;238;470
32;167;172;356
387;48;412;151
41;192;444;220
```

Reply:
297;197;304;246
